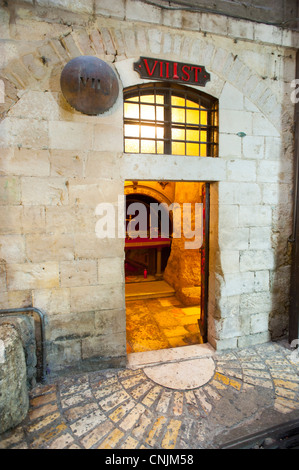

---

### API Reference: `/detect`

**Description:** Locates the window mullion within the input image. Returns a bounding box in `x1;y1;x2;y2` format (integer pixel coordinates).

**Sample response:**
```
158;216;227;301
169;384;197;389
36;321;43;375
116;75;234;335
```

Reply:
164;90;172;155
138;91;141;154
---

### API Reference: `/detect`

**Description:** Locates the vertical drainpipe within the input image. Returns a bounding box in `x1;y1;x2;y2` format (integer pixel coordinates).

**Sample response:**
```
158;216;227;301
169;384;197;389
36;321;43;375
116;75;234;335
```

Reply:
289;49;299;345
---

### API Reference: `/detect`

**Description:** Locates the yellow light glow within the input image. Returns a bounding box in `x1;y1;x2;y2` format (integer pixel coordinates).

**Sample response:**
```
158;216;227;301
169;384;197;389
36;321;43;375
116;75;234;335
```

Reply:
157;141;164;154
156;95;164;104
141;141;156;153
125;139;139;153
186;109;199;124
141;104;155;120
187;143;199;156
200;131;207;142
172;96;185;107
201;108;208;125
140;94;155;103
124;102;139;119
156;106;164;121
124;92;208;156
186;99;198;107
186;129;199;142
172;128;185;141
141;126;155;139
172;107;185;123
125;96;139;102
172;141;185;155
201;144;207;156
125;124;139;137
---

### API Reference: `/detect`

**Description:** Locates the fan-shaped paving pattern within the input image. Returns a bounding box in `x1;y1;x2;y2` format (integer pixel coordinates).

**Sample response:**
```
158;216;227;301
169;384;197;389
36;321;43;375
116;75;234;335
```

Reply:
1;342;298;449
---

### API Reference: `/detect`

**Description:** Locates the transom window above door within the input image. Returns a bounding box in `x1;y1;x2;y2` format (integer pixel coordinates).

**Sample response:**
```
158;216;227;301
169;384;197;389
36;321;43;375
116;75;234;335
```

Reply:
124;83;218;157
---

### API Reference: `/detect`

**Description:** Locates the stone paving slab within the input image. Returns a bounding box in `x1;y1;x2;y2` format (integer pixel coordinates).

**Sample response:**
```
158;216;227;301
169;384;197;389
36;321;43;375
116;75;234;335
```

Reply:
0;341;299;449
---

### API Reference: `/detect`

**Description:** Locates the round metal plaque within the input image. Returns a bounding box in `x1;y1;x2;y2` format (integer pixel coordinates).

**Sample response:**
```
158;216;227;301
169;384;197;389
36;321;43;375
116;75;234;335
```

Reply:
60;56;119;115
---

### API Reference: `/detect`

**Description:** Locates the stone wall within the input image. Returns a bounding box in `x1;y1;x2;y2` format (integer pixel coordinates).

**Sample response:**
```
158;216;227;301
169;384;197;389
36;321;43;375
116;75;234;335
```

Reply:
0;0;298;375
164;182;204;306
146;0;299;30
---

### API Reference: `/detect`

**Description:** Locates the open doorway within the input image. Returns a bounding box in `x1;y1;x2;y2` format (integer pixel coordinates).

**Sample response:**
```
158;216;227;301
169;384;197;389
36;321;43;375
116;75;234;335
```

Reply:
125;180;209;354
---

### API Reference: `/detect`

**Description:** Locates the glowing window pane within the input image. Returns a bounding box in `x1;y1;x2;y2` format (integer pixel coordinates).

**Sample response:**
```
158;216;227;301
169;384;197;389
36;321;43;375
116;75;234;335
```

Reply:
126;96;139;102
157;141;164;154
141;94;154;103
156;106;164;121
200;144;207;156
124;102;139;119
186;109;199;124
172;107;185;123
156;95;164;104
141;140;156;153
186;99;199;108
172;96;185;107
125;139;139;153
141;126;155;139
157;127;164;139
200;131;207;142
141;104;155;120
172;128;185;141
186;143;199;156
172;141;185;155
125;124;139;137
201;109;208;125
186;129;199;142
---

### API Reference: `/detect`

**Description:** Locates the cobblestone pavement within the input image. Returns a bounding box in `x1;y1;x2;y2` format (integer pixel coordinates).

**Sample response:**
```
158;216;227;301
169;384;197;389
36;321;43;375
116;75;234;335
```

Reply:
1;341;299;449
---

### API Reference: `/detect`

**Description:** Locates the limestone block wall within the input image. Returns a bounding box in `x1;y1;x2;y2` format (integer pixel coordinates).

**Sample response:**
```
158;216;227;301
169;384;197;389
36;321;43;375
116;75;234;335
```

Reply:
0;0;298;375
212;81;294;349
163;182;204;306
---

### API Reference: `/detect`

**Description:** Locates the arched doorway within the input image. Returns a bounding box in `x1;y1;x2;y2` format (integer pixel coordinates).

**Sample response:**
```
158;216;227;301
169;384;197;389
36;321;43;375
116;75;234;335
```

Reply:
124;180;208;354
125;189;173;281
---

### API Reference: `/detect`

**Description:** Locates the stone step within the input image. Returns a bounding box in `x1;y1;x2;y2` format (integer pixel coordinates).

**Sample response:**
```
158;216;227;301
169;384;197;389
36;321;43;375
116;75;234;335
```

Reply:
125;280;175;300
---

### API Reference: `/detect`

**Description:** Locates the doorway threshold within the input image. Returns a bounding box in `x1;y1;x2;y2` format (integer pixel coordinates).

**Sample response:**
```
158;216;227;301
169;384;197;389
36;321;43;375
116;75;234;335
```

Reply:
127;342;215;370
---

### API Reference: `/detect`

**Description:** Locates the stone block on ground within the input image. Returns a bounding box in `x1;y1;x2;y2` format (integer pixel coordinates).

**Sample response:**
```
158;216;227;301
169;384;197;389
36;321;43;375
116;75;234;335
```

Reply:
176;286;201;306
0;324;29;434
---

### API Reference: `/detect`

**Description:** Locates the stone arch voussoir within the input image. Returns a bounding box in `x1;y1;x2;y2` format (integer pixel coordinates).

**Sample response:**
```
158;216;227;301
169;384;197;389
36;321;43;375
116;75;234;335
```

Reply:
1;22;292;135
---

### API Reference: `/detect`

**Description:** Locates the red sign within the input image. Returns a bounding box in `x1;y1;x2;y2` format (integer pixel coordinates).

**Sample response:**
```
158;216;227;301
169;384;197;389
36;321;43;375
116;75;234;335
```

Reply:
134;57;210;87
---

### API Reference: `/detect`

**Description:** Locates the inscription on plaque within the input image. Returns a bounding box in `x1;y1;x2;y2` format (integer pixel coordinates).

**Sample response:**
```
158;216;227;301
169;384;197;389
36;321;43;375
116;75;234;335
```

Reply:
60;56;119;115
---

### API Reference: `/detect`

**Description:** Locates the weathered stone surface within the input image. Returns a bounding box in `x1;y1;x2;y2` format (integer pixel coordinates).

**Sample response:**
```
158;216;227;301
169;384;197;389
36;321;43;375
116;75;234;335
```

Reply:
0;324;29;434
0;148;50;177
176;287;202;306
0;0;296;371
7;262;59;290
0;316;37;388
21;177;68;206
